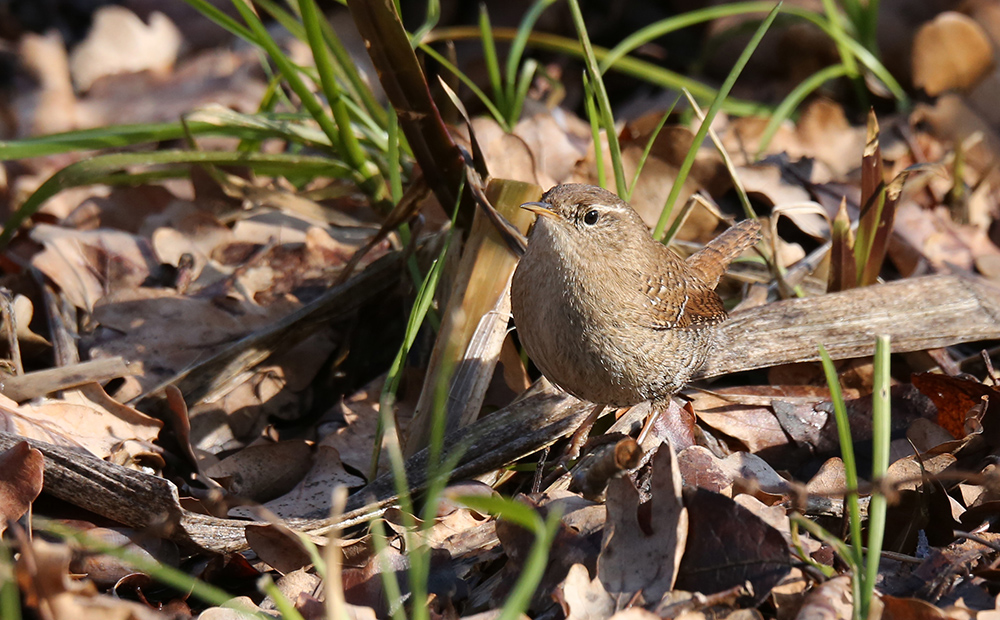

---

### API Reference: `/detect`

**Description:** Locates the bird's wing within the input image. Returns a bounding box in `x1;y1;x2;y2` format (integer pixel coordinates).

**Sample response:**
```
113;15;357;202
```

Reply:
641;272;727;330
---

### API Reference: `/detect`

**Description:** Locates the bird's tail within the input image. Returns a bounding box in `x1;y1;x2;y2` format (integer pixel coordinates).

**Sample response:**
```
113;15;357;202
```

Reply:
686;219;762;288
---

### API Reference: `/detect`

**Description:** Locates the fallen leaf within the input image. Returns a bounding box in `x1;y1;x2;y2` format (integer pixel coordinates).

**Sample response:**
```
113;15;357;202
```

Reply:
206;440;314;504
0;383;162;459
553;563;614;620
913;12;995;95
31;224;160;313
231;445;363;519
0;441;43;532
676;487;791;606
598;443;687;602
69;6;182;92
793;575;854;619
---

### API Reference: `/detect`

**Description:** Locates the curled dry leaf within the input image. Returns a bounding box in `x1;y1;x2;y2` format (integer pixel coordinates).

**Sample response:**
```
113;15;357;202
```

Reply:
598;443;687;603
16;31;81;136
912;12;995;96
0;293;51;352
86;286;298;394
231;445;364;520
792;575;854;620
262;569;325;614
0;383;161;460
805;457;849;498
69;6;182;92
197;597;274;620
68;527;179;588
17;538;165;620
341;541;411;616
0;440;43;532
495;492;605;610
31;224;160;313
512;111;590;188
689;388;790;453
321;380;389;479
677;446;792;500
464;118;539;185
246;528;316;576
553;563;614;620
205;440;314;504
911;372;999;439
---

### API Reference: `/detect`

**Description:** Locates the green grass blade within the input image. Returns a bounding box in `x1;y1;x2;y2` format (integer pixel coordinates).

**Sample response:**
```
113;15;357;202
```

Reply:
755;63;851;158
0;121;277;159
264;0;385;134
410;0;441;45
258;575;307;620
505;0;558;95
41;522;268;617
508;58;539;128
428;26;767;116
863;335;891;618
567;0;627;196
583;74;607;190
255;0;307;40
409;368;468;620
0;150;349;249
373;180;463;480
0;540;19;620
654;3;782;240
601;2;776;72
454;494;560;620
591;1;905;107
314;6;388;127
369;519;407;620
231;0;386;202
683;90;756;219
295;0;388;202
818;345;863;565
186;107;333;147
817;0;861;76
180;0;255;41
374;247;447;480
840;0;865;32
808;18;905;105
387;112;403;203
479;4;507;114
419;44;510;130
790;514;862;576
236;78;281;153
498;510;560;620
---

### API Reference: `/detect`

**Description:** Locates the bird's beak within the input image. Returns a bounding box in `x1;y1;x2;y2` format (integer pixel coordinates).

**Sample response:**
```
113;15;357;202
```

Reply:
521;201;557;218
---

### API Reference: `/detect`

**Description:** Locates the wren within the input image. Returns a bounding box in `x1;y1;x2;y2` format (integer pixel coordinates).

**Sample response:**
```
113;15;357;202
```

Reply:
510;183;761;408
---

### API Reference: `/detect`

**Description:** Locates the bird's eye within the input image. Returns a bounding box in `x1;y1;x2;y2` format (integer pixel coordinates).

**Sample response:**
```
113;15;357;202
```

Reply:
583;209;600;225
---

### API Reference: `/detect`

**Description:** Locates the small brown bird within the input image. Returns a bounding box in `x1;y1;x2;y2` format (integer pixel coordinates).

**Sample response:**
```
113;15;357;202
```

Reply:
511;184;761;408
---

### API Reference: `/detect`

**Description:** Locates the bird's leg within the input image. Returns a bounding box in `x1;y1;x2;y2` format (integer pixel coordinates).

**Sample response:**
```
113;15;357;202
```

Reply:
565;403;608;460
538;403;608;490
643;396;696;451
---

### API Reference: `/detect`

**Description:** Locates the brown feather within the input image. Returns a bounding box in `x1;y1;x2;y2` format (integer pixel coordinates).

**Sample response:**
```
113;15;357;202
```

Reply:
686;219;762;288
641;272;726;329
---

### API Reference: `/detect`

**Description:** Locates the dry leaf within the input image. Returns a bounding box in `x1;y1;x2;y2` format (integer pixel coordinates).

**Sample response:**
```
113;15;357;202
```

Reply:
0;383;161;459
913;12;995;95
553;563;614;620
599;443;687;602
206;440;314;504
31;224;160;313
69;6;183;92
0;441;43;532
231;445;364;519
